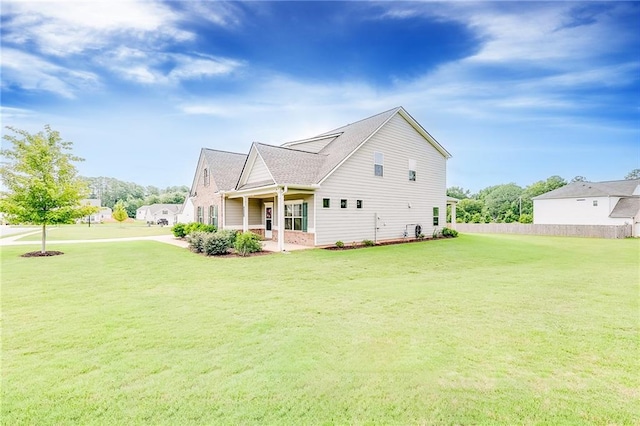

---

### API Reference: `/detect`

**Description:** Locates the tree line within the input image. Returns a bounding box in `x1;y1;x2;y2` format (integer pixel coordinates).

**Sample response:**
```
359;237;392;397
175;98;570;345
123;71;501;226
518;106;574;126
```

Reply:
448;169;640;224
82;177;189;217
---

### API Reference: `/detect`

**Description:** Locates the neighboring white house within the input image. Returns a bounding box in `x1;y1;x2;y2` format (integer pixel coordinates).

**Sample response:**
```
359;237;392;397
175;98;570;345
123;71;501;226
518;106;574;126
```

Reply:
533;179;640;236
188;106;455;250
137;204;182;224
81;199;112;223
176;197;195;224
136;205;150;221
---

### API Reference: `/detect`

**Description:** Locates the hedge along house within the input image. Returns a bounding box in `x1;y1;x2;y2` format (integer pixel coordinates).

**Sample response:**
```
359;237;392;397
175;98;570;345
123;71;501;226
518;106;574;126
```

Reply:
188;107;453;251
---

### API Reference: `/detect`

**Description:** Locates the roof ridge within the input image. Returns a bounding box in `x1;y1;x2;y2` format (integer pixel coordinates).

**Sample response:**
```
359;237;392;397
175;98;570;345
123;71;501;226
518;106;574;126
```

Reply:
316;106;401;136
203;147;246;156
255;142;327;156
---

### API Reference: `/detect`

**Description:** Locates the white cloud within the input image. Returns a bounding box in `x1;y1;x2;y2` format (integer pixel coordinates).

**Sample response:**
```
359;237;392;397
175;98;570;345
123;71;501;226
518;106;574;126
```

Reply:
2;0;191;57
1;48;99;98
168;55;245;80
0;0;242;94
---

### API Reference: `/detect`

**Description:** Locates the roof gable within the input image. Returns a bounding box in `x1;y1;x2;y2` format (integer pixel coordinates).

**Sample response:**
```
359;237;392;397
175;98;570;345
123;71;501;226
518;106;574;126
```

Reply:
236;143;325;189
189;148;247;194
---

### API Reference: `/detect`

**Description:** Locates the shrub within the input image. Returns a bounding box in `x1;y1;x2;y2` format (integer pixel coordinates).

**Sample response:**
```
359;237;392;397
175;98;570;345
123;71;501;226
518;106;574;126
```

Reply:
417;233;425;240
519;213;533;224
234;232;262;257
362;239;375;247
432;228;442;238
335;240;345;248
185;222;216;236
171;223;188;238
187;231;207;253
203;232;232;256
442;227;459;238
217;229;238;246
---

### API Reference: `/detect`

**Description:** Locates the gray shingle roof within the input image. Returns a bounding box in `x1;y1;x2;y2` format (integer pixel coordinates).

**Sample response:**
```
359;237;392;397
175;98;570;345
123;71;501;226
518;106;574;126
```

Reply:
202;149;248;191
254;143;327;186
148;204;181;214
211;107;450;191
609;197;640;218
298;107;401;183
246;107;402;187
534;179;640;200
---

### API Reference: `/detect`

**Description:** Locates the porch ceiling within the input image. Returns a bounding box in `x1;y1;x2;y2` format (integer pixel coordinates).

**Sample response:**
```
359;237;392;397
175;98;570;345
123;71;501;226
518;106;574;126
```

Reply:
227;185;317;199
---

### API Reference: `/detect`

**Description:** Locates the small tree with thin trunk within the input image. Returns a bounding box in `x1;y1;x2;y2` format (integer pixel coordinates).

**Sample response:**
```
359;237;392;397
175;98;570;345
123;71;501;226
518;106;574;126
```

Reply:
112;200;128;226
0;125;96;255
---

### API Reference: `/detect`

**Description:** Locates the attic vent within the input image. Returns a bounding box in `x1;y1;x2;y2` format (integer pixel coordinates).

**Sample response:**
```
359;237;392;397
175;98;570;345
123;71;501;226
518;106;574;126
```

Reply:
577;199;586;201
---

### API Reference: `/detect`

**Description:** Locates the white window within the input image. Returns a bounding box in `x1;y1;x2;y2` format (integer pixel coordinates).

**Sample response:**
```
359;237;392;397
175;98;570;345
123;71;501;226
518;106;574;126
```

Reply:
374;152;384;177
285;203;303;231
408;159;416;181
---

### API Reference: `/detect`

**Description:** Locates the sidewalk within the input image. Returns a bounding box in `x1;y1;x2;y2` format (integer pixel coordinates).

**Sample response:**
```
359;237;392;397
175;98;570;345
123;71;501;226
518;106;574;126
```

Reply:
0;232;189;248
0;231;311;252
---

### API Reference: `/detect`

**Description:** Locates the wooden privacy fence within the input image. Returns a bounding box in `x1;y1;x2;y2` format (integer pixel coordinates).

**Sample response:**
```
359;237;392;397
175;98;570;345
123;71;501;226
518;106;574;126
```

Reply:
455;223;633;239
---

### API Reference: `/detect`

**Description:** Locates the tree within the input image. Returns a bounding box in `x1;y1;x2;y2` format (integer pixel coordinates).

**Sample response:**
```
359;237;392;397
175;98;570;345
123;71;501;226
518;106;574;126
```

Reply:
520;175;567;218
0;125;96;254
112;200;129;225
456;198;484;223
447;186;471;200
571;176;588;182
482;183;524;222
625;169;640;180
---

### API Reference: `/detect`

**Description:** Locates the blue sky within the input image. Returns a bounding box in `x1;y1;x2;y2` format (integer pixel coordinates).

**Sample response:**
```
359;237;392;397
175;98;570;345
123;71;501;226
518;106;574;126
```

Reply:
1;1;638;192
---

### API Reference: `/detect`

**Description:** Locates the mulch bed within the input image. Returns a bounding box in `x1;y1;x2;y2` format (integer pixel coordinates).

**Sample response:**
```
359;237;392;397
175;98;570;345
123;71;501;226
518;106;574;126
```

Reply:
191;249;274;258
324;237;454;250
21;250;65;257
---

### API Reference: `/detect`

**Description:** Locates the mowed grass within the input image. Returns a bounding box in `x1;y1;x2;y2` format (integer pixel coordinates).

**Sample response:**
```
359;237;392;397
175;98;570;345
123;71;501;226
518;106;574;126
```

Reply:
1;234;638;425
16;222;172;241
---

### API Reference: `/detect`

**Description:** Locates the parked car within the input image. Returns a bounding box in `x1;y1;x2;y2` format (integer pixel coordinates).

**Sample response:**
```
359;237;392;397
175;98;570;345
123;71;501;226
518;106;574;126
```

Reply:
157;218;169;226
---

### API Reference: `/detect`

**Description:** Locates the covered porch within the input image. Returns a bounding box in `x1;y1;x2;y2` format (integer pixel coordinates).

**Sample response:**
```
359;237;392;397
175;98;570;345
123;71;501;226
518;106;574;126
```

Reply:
226;184;318;251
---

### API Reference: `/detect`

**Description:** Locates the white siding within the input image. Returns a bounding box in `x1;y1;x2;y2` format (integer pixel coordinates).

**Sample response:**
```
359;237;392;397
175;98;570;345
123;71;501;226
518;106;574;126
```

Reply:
534;197;630;225
246;156;273;185
315;114;447;245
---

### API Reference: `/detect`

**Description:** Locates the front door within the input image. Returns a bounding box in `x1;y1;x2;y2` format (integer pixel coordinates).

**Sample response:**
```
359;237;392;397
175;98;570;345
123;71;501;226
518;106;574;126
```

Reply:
264;202;273;239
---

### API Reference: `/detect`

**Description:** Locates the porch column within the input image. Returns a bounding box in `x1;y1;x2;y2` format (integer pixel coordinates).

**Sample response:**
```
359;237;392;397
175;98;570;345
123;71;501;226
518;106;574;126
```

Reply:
450;202;456;230
277;187;285;252
242;196;248;232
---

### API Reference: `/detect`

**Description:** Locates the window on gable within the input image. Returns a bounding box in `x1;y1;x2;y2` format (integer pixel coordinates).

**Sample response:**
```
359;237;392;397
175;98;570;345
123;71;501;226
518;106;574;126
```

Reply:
374;152;384;177
341;199;347;208
203;168;209;186
408;159;417;181
323;198;330;208
162;210;168;215
593;200;598;207
357;200;363;209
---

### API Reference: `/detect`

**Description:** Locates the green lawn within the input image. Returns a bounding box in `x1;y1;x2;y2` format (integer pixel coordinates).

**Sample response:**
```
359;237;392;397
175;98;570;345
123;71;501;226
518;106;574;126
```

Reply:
2;234;638;425
15;222;172;241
